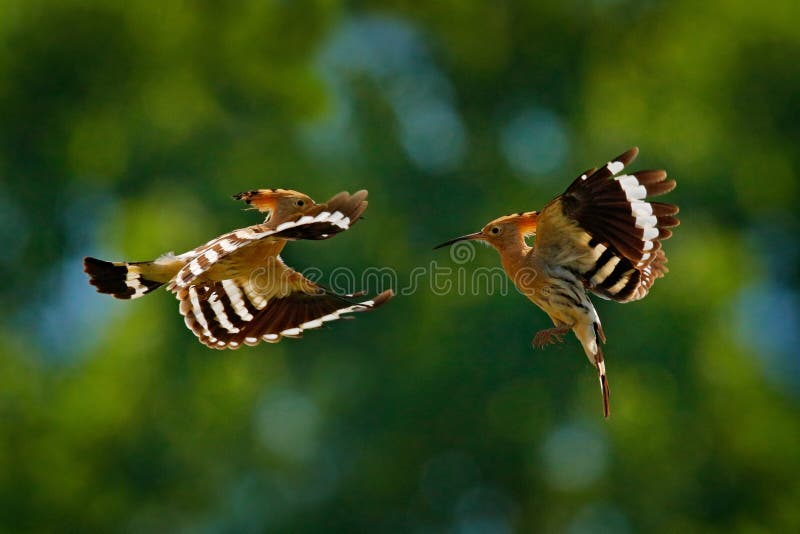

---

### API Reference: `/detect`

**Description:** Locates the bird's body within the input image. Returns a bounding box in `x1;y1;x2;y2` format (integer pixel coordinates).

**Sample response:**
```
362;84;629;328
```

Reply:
435;148;679;418
84;189;393;349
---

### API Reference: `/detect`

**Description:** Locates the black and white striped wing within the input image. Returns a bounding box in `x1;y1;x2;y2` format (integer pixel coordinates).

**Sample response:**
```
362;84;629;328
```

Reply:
177;275;393;349
169;191;368;291
269;190;368;241
536;148;679;303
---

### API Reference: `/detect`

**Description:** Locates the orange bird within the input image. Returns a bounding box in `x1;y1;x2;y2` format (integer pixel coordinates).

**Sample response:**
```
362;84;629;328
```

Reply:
435;148;679;418
84;189;393;349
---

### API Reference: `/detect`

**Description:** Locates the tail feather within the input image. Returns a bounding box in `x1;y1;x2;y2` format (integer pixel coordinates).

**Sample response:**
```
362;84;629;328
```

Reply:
83;257;164;299
593;323;610;418
596;355;611;419
575;321;611;418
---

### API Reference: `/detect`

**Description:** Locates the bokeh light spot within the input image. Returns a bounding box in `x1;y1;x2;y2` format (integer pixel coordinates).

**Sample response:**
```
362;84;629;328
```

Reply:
453;486;515;534
419;450;480;512
735;283;800;394
540;422;608;491
500;107;569;178
306;15;466;172
567;503;631;534
254;389;320;463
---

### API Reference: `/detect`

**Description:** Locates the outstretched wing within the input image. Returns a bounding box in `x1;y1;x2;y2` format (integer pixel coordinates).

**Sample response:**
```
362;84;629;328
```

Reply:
169;190;369;291
534;148;679;303
177;266;393;349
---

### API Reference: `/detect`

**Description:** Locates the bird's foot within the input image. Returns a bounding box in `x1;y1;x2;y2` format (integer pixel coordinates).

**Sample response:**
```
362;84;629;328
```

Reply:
532;327;570;349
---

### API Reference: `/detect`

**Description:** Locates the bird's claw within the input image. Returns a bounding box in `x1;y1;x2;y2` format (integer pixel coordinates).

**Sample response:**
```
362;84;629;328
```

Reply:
531;328;567;349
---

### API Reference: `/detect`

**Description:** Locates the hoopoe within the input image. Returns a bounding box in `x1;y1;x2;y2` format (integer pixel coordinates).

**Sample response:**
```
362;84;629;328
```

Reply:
435;148;679;418
84;189;393;349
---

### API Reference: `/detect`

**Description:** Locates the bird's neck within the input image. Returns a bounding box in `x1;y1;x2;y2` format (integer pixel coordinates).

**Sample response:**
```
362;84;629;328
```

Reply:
496;235;532;277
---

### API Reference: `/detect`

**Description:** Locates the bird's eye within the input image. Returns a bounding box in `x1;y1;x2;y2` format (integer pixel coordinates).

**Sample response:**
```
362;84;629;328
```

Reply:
491;227;500;234
296;199;305;207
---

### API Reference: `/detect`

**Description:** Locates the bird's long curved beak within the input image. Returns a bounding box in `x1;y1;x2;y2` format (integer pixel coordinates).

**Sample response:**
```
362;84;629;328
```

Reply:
433;232;484;250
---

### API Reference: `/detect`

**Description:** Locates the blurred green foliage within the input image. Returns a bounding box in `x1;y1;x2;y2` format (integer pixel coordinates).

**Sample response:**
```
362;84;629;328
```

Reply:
1;0;799;532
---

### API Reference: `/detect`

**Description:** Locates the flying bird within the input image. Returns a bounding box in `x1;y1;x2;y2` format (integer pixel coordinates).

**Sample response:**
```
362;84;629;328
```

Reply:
435;148;679;418
84;189;393;349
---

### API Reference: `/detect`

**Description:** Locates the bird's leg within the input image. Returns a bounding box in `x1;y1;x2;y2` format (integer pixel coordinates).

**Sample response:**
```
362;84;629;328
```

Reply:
531;326;571;349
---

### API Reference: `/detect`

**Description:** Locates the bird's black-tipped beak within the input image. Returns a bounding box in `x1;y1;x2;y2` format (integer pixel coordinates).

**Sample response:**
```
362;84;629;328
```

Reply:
433;232;484;250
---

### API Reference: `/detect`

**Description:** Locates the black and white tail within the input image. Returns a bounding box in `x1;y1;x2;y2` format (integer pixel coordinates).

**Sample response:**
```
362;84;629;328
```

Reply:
593;321;610;419
83;257;164;299
577;319;610;418
596;350;610;419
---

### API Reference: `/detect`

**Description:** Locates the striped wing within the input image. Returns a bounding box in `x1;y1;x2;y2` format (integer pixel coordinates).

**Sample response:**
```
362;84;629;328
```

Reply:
178;271;393;349
535;148;679;303
169;191;368;291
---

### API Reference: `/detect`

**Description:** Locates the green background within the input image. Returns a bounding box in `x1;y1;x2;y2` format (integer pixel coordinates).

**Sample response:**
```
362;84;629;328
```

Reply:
1;1;798;532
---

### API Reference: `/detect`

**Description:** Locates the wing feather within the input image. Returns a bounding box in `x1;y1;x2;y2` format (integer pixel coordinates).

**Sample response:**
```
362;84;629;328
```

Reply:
535;148;679;302
168;190;369;291
177;272;393;349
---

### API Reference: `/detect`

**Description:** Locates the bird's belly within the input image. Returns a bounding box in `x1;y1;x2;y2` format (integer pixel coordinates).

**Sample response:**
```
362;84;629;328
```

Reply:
204;241;286;283
522;279;593;328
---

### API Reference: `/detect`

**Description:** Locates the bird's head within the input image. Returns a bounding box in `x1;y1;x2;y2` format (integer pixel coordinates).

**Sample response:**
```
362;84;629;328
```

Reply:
434;211;539;252
233;188;317;224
